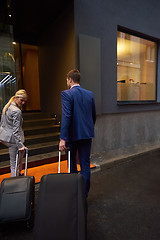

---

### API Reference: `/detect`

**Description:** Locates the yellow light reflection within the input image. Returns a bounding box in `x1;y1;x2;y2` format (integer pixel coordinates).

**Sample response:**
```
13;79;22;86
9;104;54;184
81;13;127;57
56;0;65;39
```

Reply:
8;53;15;62
117;38;145;58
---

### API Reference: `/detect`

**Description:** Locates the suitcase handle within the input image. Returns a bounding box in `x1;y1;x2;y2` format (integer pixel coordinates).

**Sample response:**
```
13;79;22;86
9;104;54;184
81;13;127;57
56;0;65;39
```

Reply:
58;150;70;174
15;148;28;177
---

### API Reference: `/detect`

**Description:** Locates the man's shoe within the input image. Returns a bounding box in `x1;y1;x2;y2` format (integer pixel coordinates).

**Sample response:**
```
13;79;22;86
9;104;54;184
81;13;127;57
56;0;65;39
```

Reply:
19;173;24;176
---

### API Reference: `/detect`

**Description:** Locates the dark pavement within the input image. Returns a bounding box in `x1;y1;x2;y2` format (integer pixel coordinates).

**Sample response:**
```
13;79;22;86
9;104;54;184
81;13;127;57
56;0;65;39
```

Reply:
1;149;160;239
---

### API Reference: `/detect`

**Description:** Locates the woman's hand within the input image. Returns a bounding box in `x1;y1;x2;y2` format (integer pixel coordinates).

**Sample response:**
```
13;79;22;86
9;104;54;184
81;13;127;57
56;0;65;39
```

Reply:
18;146;28;151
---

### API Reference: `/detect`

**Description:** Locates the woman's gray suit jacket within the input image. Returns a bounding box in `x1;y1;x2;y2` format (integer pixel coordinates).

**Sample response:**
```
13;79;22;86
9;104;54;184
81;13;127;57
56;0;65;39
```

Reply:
0;101;24;148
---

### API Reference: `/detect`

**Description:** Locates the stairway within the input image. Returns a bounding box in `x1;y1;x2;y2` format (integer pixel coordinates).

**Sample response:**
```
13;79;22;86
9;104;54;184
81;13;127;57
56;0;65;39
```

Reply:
0;112;61;174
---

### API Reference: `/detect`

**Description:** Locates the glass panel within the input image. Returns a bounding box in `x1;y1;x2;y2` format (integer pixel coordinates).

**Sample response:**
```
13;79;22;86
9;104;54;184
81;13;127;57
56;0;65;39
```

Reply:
117;31;157;102
0;24;19;112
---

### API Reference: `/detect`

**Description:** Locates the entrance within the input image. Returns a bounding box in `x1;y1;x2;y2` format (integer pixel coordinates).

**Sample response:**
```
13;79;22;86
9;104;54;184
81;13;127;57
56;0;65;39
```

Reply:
0;25;41;112
17;43;41;111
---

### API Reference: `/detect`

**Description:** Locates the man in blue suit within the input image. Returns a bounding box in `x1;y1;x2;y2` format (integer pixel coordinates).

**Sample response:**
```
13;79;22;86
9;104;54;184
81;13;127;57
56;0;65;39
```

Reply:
59;69;96;197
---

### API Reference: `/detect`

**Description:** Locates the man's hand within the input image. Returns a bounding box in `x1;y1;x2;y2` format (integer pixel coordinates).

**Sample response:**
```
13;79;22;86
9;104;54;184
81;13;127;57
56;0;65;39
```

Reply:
59;139;67;151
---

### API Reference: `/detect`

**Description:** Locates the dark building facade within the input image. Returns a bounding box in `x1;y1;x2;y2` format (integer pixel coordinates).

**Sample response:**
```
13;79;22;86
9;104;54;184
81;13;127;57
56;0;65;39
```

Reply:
1;0;160;157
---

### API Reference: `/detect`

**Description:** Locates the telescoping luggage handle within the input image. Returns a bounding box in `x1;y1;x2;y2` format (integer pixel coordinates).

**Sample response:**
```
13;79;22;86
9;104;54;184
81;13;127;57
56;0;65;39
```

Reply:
58;150;70;173
15;148;28;177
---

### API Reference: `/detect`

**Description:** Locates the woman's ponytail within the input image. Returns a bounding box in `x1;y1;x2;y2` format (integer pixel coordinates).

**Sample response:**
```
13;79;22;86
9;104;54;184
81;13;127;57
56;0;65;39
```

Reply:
3;96;15;115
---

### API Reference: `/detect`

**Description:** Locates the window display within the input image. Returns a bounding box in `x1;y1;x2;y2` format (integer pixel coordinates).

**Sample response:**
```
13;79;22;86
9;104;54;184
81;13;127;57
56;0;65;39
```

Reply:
117;31;157;102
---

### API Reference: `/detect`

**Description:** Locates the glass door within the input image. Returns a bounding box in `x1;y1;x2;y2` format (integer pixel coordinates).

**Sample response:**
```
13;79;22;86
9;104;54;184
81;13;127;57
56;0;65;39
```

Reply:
0;24;18;112
0;26;41;112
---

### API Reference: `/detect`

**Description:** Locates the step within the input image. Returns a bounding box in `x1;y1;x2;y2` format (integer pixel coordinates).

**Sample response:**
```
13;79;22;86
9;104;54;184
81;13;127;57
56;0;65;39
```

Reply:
24;124;60;136
25;132;60;145
27;141;59;156
22;112;57;120
23;117;59;128
0;151;67;175
0;141;59;161
0;112;56;120
0;132;60;150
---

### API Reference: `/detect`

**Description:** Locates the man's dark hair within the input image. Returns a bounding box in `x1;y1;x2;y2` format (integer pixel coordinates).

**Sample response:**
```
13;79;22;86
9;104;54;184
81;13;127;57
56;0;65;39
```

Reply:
67;69;81;84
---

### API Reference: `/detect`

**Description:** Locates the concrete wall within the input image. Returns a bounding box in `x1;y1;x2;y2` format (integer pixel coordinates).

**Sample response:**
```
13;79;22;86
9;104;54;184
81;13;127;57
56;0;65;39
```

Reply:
92;110;160;155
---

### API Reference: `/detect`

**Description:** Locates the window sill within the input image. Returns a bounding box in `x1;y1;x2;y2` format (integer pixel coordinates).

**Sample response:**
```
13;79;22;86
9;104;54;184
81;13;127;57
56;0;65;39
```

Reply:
117;100;157;105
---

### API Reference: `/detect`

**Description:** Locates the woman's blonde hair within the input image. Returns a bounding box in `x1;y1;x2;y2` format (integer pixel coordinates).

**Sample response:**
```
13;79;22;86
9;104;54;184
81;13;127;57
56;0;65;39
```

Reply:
3;89;27;114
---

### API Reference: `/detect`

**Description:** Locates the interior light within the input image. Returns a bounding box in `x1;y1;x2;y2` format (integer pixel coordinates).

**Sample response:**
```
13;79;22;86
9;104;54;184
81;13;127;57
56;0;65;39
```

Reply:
9;14;12;18
0;75;10;84
0;75;16;85
12;42;16;45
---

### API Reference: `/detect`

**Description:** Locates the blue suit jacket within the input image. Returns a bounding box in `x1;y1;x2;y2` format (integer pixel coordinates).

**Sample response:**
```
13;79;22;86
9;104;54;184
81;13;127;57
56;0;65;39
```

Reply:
60;85;96;142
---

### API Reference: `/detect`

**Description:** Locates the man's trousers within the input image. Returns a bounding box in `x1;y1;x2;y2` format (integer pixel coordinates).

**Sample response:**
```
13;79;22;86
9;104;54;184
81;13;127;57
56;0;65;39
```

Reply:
67;139;92;197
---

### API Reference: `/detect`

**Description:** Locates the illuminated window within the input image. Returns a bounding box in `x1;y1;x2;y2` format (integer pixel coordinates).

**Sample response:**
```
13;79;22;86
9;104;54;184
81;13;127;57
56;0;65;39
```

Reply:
117;31;157;102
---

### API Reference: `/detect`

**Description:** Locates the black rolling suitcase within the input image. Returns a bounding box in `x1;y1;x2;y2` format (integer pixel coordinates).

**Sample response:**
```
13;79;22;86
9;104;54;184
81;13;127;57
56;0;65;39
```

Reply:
0;149;35;225
34;151;87;240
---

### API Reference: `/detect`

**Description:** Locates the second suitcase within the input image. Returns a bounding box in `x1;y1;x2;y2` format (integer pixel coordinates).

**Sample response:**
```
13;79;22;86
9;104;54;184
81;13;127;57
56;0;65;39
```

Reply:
34;151;87;240
0;149;35;224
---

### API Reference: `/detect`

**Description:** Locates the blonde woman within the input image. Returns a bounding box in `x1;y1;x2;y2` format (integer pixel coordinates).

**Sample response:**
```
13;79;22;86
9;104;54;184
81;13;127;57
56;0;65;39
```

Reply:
0;89;28;177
